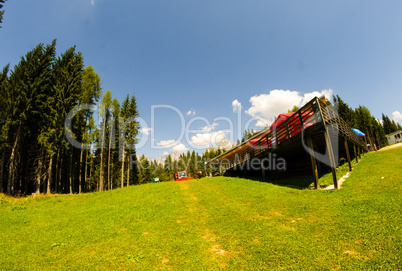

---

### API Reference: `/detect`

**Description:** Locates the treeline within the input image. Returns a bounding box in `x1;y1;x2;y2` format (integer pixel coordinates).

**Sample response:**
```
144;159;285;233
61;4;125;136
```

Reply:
334;95;401;149
0;40;140;196
136;148;226;183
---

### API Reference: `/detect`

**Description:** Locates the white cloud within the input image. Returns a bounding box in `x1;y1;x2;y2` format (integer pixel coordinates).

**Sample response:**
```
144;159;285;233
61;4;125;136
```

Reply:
157;140;188;153
157;140;176;147
301;89;333;105
190;130;228;148
186;110;195;116
232;99;242;113
172;143;188;153
201;122;219;132
91;0;95;6
246;89;333;127
140;127;153;135
392;111;402;123
163;151;169;156
255;119;269;127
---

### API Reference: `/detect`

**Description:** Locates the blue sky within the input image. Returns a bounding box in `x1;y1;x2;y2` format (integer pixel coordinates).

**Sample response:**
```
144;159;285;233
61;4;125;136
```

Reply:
1;0;402;159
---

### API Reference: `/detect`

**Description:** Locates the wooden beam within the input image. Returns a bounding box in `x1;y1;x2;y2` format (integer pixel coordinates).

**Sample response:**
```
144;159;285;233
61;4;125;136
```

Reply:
307;136;319;189
344;140;352;172
324;130;338;189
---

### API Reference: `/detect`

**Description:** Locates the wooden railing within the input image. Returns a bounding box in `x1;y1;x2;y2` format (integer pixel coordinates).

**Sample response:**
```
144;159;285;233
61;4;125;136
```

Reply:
317;98;368;151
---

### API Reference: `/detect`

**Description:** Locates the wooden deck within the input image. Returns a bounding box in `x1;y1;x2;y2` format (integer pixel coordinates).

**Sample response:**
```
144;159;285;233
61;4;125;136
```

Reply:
208;96;368;189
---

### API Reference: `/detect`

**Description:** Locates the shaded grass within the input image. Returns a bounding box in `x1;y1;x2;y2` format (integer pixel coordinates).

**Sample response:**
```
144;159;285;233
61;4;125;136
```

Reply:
260;155;359;189
1;146;401;270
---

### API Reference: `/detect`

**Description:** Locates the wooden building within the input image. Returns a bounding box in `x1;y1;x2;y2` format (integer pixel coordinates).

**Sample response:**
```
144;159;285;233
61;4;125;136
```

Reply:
208;96;368;189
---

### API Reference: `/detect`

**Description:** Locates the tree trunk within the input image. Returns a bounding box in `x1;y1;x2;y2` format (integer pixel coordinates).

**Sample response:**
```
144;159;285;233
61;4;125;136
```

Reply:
24;160;29;195
55;150;59;193
121;146;124;188
47;155;53;194
89;154;93;183
7;125;22;196
69;151;73;194
84;149;88;193
99;120;106;192
79;144;83;194
58;151;63;193
108;137;111;190
36;152;43;195
127;161;130;186
0;152;4;193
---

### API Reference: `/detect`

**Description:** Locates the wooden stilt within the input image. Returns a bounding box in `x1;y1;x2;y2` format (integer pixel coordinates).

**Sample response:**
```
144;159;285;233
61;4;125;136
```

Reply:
307;136;319;189
353;144;358;163
344;140;352;172
324;130;338;189
261;159;266;181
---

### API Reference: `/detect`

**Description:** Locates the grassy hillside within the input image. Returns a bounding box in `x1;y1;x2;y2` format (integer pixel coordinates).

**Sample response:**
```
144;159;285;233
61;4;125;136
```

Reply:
1;146;401;270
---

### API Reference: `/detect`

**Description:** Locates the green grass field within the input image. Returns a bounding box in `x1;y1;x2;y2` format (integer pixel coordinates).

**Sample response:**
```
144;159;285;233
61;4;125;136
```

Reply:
1;146;401;270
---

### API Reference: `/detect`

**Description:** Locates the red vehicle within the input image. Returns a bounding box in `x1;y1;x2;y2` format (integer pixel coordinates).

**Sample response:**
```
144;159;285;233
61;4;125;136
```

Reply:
174;171;193;181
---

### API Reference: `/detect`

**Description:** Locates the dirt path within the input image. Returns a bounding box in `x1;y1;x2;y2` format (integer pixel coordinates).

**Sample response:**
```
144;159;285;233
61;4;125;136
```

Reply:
324;170;351;190
378;142;402;151
177;181;233;268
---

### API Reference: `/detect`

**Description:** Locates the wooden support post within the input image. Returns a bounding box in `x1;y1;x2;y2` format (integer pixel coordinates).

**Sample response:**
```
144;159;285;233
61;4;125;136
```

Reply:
298;111;305;134
307;136;319;189
285;122;291;140
261;159;266;180
344;140;352;172
324;130;338;189
353;144;358;163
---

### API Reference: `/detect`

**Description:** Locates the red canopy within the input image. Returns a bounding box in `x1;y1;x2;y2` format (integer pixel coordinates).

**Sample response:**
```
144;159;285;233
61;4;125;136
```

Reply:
270;113;295;130
249;111;315;148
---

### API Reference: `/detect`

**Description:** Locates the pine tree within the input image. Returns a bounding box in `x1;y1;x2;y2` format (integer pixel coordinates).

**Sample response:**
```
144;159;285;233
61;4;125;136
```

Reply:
124;94;140;186
120;95;129;187
334;95;356;128
78;66;102;193
382;114;393;135
108;98;120;190
390;120;398;133
99;90;112;191
189;150;196;178
0;0;7;28
0;64;9;193
6;41;56;195
138;155;151;184
288;105;299;113
164;154;173;181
